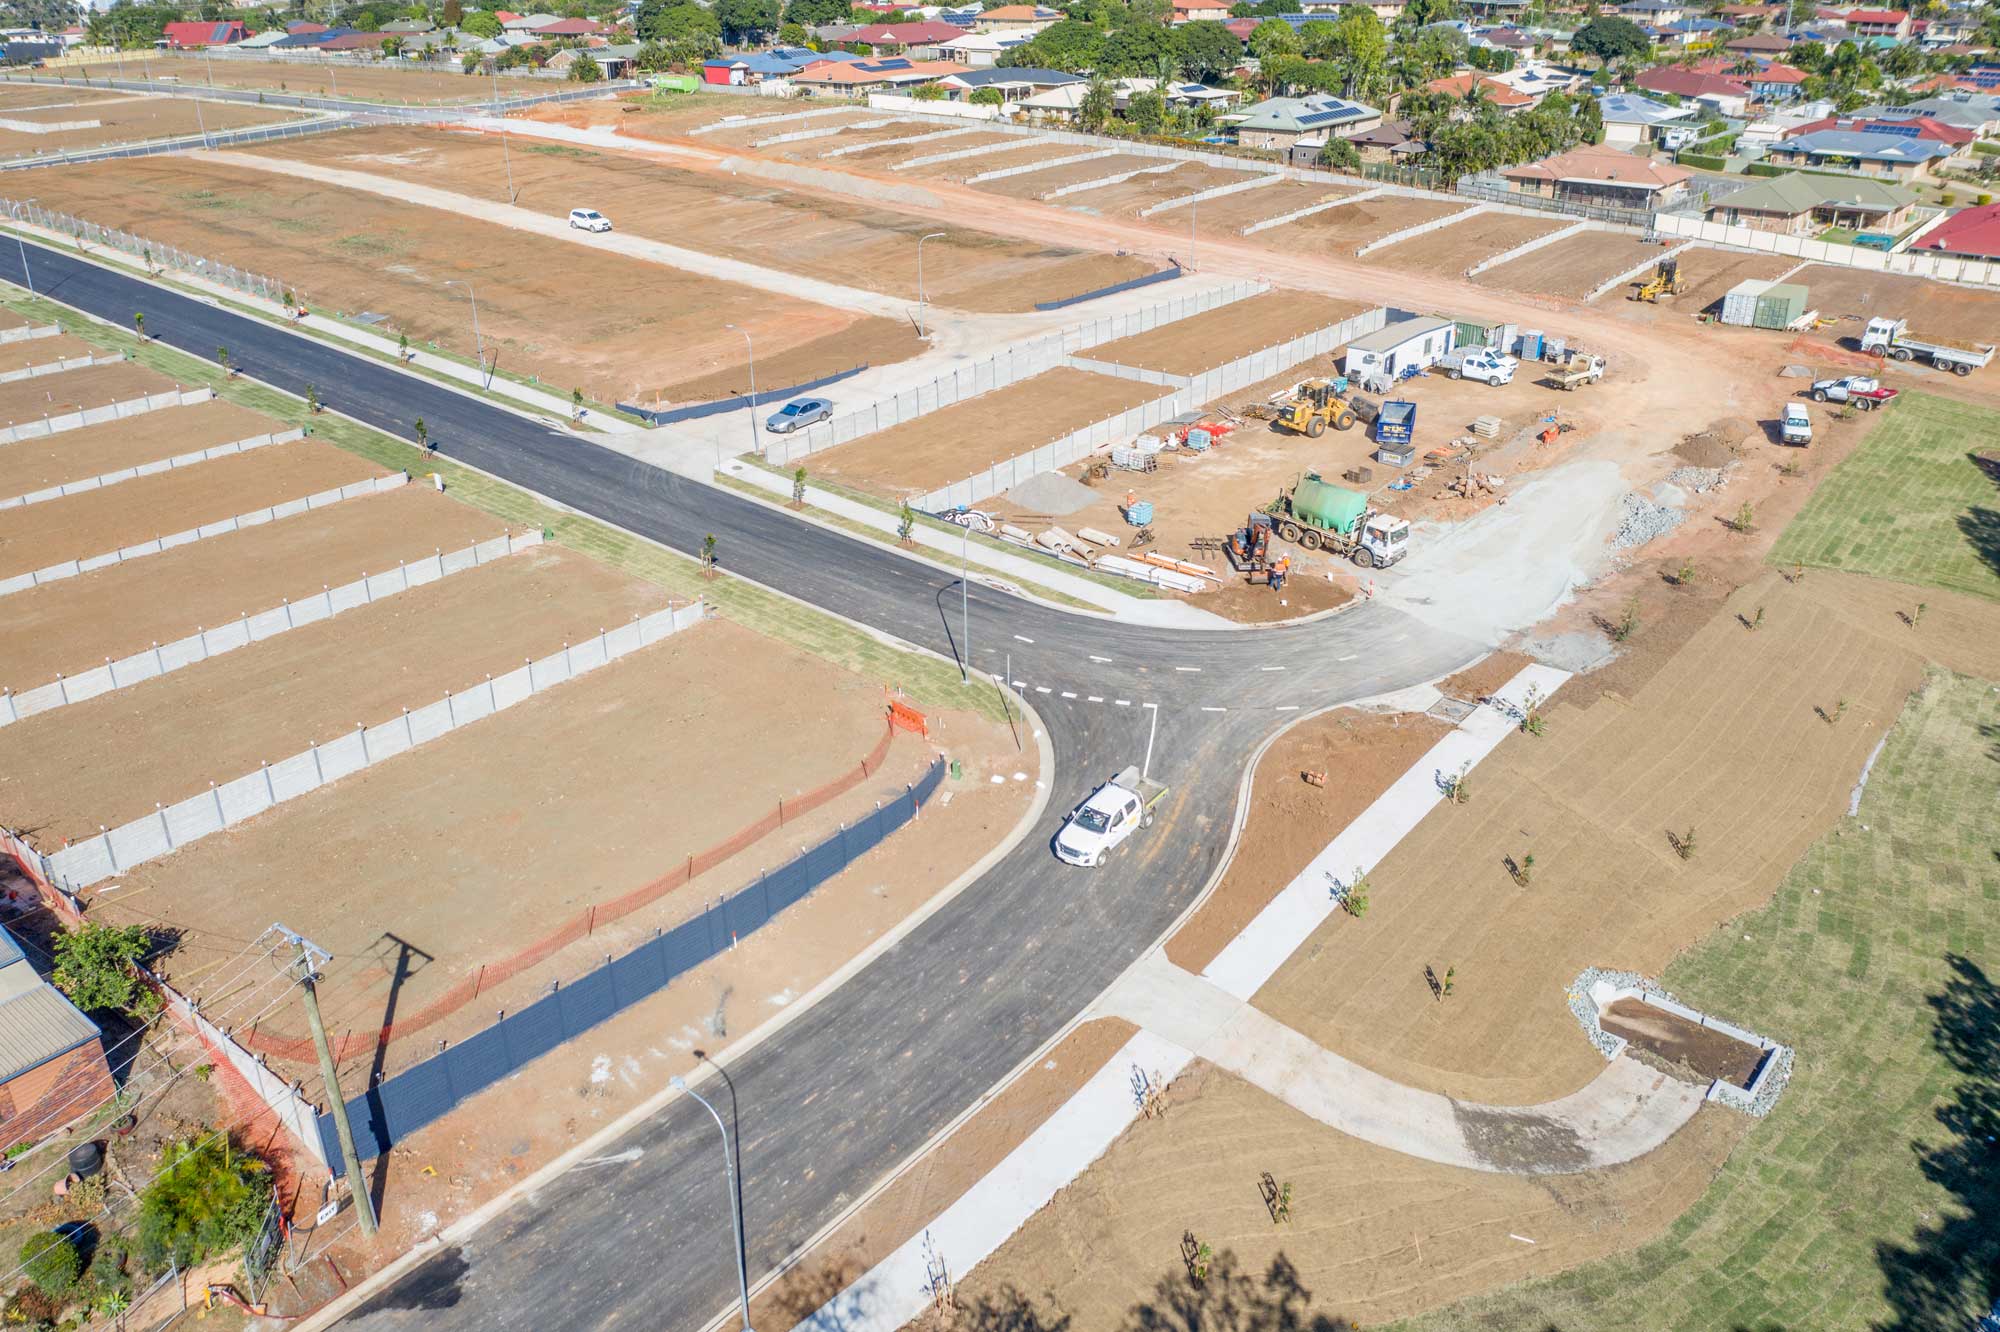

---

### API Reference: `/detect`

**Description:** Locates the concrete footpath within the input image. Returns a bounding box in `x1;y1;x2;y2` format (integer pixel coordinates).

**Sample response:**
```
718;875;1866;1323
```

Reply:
776;665;1709;1332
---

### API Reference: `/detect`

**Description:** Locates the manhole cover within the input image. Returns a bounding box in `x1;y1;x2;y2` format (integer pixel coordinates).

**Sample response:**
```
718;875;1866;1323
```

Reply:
1428;695;1476;723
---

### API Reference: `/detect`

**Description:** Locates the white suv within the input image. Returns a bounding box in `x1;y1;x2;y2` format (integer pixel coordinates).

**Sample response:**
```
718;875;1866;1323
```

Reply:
568;208;612;233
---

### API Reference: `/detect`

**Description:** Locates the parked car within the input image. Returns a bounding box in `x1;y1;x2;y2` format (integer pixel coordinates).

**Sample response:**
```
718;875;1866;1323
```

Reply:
1780;402;1813;445
1810;375;1899;410
764;397;834;433
1440;347;1517;386
567;208;612;233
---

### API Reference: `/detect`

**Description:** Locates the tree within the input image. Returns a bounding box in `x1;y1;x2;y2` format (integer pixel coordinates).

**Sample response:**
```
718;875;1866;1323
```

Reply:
441;0;463;23
786;0;851;23
1317;134;1360;169
1176;20;1240;80
381;33;405;55
460;8;502;35
1126;87;1166;132
639;0;721;58
569;51;602;79
912;80;947;99
1100;22;1179;75
1326;7;1387;99
715;0;780;41
19;1231;80;1297
969;85;1005;105
1079;74;1115;130
51;921;153;1014
1570;15;1649;63
998;17;1104;71
1247;17;1299;60
1296;18;1337;57
136;1138;271;1275
777;20;807;43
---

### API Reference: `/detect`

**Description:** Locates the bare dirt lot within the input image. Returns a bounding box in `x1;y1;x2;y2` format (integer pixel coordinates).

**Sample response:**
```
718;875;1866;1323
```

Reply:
1265;193;1463;252
1367;210;1566;276
1168;709;1452;973
10;155;921;404
0;332;102;372
776;119;941;160
1787;263;2000;345
1088;291;1370;376
1475;230;1663;301
0;544;662;845
1252;569;1935;1107
1188;179;1359;234
0;94;305;157
1056;162;1267;217
0;485;506;693
26;59;544;105
0;439;384;579
98;617;1018;1086
0;307;33;332
684;106;883;148
976;153;1167;201
820;129;1025;169
811;367;1168;497
0;397;281;495
934;1061;1746;1329
0;361;177;423
257;126;1155;313
1662;248;1801;316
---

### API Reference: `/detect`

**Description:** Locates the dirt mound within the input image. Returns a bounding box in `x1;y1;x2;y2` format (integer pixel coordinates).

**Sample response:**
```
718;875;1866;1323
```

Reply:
1673;416;1753;468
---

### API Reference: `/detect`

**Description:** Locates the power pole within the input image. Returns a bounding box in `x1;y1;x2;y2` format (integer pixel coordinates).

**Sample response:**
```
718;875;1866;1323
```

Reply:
275;925;377;1239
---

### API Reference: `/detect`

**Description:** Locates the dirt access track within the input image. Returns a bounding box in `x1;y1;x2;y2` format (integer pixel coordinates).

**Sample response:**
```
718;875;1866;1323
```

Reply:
25;58;545;106
1475;229;1663;301
0;92;304;158
0;485;507;693
255;125;1156;314
1088;291;1370;376
96;616;1017;1088
8;155;922;405
0;397;282;496
0;544;662;846
811;366;1167;497
0;439;383;580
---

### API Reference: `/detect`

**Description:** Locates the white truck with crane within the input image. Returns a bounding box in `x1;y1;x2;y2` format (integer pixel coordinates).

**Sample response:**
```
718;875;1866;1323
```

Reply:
1859;317;1994;376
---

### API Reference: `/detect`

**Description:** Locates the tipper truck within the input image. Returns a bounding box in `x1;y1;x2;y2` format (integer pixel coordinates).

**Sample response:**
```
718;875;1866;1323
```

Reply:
1859;317;1994;376
1264;472;1412;568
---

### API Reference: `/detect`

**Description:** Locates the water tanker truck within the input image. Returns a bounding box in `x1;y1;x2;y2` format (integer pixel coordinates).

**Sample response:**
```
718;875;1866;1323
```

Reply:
1264;472;1411;569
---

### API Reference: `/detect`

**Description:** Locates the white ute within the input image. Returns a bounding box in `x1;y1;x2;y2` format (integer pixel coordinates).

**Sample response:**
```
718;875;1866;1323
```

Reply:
1054;766;1169;867
1440;347;1518;386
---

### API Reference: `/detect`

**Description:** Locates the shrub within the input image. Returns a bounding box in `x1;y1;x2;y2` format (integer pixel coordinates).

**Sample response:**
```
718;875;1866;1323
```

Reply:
1678;151;1728;171
1744;160;1790;177
135;1137;271;1275
50;921;152;1014
19;1230;80;1297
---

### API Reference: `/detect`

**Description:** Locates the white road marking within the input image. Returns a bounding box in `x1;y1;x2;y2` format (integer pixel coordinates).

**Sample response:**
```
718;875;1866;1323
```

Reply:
1201;706;1227;713
1114;699;1131;707
1174;666;1201;673
1260;665;1285;672
573;1147;645;1169
1275;705;1300;711
1086;696;1104;703
1013;634;1035;644
1035;686;1051;694
1337;654;1358;662
1060;691;1077;699
1088;654;1113;663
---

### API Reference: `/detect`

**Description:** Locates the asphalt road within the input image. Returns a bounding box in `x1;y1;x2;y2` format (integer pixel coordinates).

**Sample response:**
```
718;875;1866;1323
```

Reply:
0;240;1481;1330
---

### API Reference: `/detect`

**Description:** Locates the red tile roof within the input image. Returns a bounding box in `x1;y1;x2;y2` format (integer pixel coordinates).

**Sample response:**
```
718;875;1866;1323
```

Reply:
1427;72;1535;107
531;17;609;33
162;19;244;46
1635;66;1751;98
849;20;967;43
1502;142;1692;189
1914;202;2000;258
1843;8;1904;22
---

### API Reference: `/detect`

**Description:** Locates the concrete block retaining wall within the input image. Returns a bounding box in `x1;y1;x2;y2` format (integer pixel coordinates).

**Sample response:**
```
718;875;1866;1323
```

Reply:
0;323;59;346
0;351;123;385
1062;355;1188;388
1355;204;1488;258
0;529;543;728
1141;170;1283;218
1587;239;1697;302
1466;219;1593;277
30;600;707;892
0;426;305;510
1043;161;1178;201
0;471;408;599
966;147;1117;184
753;115;900;148
1653;210;2000;288
821;125;981;159
1243;188;1383;236
763;279;1265;465
0;386;211;445
685;105;853;136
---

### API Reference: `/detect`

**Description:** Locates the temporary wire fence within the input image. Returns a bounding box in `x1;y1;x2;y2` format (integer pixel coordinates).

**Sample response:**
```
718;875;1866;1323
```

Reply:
0;114;354;172
319;756;947;1172
0;196;293;304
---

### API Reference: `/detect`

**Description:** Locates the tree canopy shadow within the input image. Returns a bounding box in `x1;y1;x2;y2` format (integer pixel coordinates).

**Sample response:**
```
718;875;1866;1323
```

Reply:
940;1251;1358;1332
1872;953;2000;1331
1958;506;2000;585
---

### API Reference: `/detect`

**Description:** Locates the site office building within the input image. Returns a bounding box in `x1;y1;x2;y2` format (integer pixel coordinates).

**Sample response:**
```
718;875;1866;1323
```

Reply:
1343;315;1457;381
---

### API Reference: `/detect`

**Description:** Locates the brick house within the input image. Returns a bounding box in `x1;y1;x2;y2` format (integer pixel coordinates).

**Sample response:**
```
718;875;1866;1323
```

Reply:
0;926;114;1153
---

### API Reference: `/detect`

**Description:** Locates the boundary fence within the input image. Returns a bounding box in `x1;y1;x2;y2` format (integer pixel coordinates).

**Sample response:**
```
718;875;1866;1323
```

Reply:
0;114;352;171
1651;209;2000;287
1;528;542;728
1035;262;1182;311
158;979;329;1169
762;280;1264;465
0;385;212;445
318;756;946;1170
1;196;293;304
916;305;1392;512
24;601;706;893
0;349;120;384
0;321;56;346
0;469;408;600
1;424;304;510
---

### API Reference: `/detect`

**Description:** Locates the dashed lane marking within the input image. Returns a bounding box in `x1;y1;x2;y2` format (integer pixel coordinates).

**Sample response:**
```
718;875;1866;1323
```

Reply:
1175;666;1201;673
1087;696;1104;703
1060;691;1077;699
1337;654;1357;662
1035;686;1051;694
1201;706;1227;713
1088;654;1113;663
1260;665;1285;672
1275;705;1301;711
1114;699;1131;707
1013;635;1035;644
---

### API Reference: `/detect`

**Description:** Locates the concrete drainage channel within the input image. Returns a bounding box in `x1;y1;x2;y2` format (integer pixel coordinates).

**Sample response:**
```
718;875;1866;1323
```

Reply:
1566;966;1794;1117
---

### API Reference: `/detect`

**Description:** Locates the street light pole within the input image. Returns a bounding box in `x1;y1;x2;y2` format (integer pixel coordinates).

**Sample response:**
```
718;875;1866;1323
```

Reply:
724;323;757;460
500;132;517;205
916;230;945;339
960;520;970;684
445;279;487;387
14;198;36;298
671;1076;752;1331
1190;192;1196;272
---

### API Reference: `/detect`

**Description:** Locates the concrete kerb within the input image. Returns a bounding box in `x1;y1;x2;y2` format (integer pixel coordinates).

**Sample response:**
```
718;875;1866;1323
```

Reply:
1041;160;1180;202
1466;218;1593;277
294;693;1056;1332
1586;239;1698;303
1140;170;1283;218
1242;187;1384;236
1354;202;1489;258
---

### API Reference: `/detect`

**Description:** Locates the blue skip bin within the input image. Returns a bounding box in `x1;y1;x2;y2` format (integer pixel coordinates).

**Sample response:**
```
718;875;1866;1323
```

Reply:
1374;400;1416;445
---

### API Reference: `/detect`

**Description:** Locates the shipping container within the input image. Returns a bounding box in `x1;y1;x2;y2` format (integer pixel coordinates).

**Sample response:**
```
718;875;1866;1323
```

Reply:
1720;278;1774;328
1752;283;1809;331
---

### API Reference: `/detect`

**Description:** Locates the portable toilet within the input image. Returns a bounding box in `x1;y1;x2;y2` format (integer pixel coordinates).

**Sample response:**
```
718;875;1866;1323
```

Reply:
1518;330;1544;361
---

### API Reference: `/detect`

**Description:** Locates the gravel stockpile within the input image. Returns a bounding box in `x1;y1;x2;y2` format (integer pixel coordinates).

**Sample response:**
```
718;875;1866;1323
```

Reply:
1612;490;1689;549
1005;469;1099;516
1666;466;1727;494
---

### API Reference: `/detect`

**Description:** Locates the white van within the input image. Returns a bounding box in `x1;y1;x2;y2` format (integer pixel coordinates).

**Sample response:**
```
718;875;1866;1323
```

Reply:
1780;402;1813;445
567;208;612;233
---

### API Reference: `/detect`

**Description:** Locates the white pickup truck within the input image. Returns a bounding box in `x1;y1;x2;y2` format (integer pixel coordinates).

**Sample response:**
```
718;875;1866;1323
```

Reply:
1053;766;1169;867
1437;347;1518;386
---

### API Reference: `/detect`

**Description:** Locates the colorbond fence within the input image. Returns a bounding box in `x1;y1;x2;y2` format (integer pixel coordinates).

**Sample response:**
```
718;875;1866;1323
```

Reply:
19;602;707;893
0;470;410;599
1652;209;2000;287
916;305;1393;512
761;280;1265;465
318;756;946;1171
0;385;213;445
1;529;543;728
0;424;305;510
